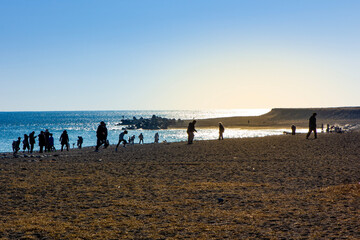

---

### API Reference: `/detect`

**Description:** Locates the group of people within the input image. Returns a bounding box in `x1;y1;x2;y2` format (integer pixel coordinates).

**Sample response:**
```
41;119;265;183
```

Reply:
99;120;223;150
95;121;162;152
12;129;84;155
186;120;225;144
95;120;223;152
12;130;55;155
13;114;321;155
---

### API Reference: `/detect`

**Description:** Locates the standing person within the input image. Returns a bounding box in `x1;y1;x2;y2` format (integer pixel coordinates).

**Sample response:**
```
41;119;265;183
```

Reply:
77;136;83;149
291;125;296;135
29;131;36;153
12;137;21;155
95;121;108;152
218;122;225;140
139;133;144;144
116;130;128;152
59;130;69;151
154;132;159;143
130;135;135;145
38;131;46;153
23;134;30;153
48;134;55;151
306;113;317;139
187;120;197;144
44;129;50;152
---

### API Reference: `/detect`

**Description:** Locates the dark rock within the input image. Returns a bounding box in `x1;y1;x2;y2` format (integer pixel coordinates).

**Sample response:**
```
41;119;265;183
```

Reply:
116;115;180;130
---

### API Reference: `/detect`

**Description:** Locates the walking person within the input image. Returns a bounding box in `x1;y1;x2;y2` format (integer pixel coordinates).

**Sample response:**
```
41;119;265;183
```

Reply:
23;134;30;153
306;113;317;139
59;130;69;151
218;122;225;140
29;131;36;153
95;121;108;152
187;120;197;144
116;130;128;152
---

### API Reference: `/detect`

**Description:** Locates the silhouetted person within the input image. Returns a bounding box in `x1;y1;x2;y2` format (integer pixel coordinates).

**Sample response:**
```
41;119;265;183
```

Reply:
218;122;225;140
12;137;21;155
154;132;159;143
77;136;83;149
23;134;30;153
95;121;108;152
130;135;135;145
49;134;55;151
139;133;144;144
44;129;50;152
60;130;69;151
306;113;317;139
326;124;330;133
116;130;128;151
187;120;197;144
38;131;46;153
29;131;36;153
291;125;296;135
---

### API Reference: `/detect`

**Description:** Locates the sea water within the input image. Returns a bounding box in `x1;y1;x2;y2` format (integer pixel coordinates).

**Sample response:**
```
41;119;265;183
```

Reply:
0;109;305;153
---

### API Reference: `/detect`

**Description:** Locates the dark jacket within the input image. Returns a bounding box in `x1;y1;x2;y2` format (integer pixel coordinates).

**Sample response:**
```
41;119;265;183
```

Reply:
38;133;46;146
219;124;225;133
29;132;36;144
60;132;69;144
187;122;197;133
309;115;317;129
97;124;108;140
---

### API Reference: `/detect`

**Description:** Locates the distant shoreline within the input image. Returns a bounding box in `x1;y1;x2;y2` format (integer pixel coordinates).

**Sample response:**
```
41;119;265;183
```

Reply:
172;107;360;129
1;107;359;153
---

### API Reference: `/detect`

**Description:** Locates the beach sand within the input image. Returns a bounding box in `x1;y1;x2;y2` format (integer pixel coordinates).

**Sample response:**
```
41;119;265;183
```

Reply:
0;131;360;239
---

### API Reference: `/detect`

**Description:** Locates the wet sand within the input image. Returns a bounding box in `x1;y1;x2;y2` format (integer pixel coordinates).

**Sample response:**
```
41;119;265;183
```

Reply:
0;132;360;239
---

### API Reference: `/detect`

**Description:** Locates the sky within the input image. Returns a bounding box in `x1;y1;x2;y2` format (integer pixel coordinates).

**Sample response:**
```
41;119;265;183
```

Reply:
1;0;359;111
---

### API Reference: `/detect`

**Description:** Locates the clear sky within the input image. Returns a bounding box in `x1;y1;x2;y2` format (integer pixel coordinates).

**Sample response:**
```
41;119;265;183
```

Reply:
1;0;359;111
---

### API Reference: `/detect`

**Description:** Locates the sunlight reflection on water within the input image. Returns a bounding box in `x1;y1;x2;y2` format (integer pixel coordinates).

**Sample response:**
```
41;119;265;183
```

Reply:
0;109;298;152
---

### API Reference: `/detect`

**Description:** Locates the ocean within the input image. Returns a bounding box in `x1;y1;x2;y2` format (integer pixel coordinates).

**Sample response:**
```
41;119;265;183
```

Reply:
0;109;305;153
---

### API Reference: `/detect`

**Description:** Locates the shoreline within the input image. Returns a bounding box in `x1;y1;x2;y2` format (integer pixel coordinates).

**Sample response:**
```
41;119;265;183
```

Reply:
2;128;310;156
2;107;360;153
0;130;338;156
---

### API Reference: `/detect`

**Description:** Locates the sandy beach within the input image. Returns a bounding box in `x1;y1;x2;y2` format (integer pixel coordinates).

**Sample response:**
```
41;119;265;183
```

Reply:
3;0;360;238
0;130;359;239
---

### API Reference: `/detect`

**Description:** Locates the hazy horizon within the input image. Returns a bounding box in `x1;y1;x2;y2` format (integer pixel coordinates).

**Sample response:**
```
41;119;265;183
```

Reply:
1;106;360;113
1;0;359;111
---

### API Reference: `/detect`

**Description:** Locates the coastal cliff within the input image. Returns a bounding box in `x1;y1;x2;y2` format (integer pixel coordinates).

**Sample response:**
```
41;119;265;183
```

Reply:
263;107;360;120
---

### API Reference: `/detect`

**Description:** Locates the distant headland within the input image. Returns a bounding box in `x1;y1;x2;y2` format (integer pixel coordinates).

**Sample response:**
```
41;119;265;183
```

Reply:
171;107;360;129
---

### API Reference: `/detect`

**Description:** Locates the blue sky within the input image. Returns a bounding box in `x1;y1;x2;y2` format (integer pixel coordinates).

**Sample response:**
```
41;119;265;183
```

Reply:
1;0;359;111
